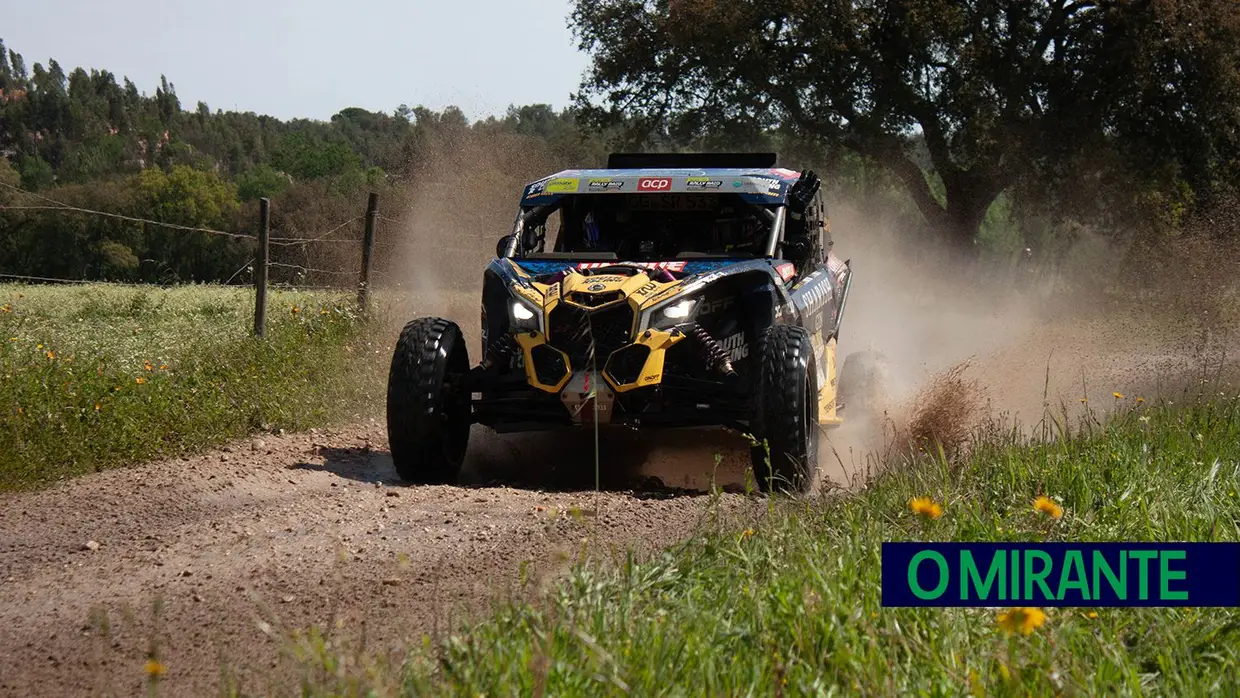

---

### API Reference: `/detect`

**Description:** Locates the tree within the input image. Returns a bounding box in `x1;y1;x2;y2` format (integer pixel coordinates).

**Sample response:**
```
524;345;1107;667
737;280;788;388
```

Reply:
271;130;362;180
236;163;291;201
135;165;243;281
569;0;1240;247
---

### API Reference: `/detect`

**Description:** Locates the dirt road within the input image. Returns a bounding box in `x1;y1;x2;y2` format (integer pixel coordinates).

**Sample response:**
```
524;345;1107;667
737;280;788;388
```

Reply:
0;423;764;697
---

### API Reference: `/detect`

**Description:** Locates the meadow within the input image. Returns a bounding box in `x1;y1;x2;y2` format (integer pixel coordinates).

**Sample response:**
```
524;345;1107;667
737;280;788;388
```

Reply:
280;394;1240;697
0;282;388;490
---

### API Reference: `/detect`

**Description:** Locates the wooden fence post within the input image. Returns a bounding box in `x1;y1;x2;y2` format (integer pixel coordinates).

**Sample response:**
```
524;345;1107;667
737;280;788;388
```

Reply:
254;197;270;338
358;191;378;313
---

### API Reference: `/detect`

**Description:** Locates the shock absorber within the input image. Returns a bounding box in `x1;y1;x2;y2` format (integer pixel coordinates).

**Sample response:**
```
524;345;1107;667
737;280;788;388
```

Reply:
689;324;736;376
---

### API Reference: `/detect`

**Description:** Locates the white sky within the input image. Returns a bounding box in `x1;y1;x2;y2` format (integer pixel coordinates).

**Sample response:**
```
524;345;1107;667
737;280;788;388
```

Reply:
0;0;591;122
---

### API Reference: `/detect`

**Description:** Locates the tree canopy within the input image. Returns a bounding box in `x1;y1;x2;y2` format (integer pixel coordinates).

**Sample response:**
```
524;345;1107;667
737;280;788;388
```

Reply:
0;38;599;284
570;0;1240;246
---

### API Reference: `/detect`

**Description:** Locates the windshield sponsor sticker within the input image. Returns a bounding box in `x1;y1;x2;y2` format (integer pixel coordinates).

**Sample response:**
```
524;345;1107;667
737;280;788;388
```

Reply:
588;178;624;190
685;177;723;190
751;176;783;196
637;177;672;192
526;177;551;197
576;261;686;272
546;177;580;193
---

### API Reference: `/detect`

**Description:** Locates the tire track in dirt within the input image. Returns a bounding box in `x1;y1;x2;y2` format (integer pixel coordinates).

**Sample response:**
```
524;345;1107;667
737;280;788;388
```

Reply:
0;424;759;698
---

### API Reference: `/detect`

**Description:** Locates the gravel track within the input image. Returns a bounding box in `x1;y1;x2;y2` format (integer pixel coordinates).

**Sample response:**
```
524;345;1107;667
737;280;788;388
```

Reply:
0;423;765;697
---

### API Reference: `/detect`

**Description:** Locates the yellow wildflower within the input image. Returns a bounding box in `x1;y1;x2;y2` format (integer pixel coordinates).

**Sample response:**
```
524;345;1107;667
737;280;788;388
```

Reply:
94;403;102;411
909;497;944;519
741;528;755;539
291;306;300;314
1113;391;1124;399
136;377;147;385
1136;396;1145;404
144;361;153;371
160;364;168;370
997;607;1047;635
36;344;43;350
45;351;54;360
1079;397;1088;403
0;304;10;313
1087;611;1098;619
1033;495;1063;520
144;659;167;677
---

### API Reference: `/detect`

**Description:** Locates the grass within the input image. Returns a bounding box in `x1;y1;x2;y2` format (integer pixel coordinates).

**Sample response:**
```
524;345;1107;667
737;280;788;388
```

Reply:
273;393;1240;697
0;283;389;490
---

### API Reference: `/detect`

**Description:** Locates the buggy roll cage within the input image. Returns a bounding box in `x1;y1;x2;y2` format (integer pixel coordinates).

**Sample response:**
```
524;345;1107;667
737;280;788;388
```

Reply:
500;197;787;261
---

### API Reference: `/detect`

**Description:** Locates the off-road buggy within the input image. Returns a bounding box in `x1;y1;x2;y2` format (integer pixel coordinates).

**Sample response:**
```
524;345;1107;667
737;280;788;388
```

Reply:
386;153;855;492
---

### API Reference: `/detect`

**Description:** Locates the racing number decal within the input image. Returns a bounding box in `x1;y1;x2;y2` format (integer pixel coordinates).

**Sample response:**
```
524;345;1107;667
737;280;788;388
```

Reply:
637;177;672;192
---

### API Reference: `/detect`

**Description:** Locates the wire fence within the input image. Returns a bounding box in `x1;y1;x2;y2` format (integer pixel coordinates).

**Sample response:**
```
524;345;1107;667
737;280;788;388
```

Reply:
0;180;399;336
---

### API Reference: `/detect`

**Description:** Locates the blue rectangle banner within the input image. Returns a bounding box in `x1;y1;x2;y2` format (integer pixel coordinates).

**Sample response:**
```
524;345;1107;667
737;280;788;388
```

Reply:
881;542;1240;607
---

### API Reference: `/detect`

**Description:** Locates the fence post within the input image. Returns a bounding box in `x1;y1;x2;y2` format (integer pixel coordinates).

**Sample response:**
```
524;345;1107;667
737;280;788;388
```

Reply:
358;191;378;313
254;197;270;338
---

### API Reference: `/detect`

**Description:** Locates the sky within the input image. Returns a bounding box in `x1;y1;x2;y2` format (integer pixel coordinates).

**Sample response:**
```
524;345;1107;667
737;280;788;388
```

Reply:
0;0;592;122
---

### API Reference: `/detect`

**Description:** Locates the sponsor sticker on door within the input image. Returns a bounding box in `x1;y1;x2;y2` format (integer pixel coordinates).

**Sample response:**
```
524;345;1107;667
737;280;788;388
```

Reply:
637;177;672;192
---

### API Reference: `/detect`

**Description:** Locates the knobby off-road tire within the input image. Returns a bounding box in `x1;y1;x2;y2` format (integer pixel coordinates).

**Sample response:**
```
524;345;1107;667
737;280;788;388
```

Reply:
386;318;471;484
751;324;820;494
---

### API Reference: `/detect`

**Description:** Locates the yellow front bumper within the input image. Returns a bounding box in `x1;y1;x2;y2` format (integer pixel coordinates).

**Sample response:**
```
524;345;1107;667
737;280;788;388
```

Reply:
513;328;687;394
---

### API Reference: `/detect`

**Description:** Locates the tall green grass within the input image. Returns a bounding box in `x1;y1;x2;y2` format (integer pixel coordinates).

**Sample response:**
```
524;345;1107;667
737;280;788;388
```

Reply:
278;396;1240;697
0;283;388;490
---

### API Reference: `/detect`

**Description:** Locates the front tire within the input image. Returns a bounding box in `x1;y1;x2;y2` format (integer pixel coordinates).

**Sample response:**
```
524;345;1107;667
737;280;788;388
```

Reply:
386;318;471;484
750;325;819;494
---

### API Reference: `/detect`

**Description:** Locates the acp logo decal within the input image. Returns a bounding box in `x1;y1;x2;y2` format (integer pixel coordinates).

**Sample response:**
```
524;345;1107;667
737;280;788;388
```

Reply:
637;177;672;192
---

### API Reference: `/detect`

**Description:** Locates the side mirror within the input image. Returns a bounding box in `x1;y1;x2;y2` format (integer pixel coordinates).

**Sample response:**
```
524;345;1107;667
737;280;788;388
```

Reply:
496;235;514;258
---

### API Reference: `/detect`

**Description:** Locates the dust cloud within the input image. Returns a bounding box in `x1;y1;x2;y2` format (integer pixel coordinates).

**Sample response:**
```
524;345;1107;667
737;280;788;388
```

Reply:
822;201;1240;486
372;139;1240;492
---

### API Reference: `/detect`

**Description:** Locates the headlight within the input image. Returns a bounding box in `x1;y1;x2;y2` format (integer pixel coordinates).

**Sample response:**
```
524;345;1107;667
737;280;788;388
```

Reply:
512;301;535;321
662;298;697;320
649;297;699;329
509;297;541;331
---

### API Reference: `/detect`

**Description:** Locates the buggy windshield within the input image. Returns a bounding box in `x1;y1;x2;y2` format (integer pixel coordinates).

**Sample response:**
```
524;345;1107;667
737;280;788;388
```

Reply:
520;193;777;261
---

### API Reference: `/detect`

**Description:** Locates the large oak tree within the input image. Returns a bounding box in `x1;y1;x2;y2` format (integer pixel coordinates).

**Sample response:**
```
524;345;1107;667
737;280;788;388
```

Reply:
569;0;1240;246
